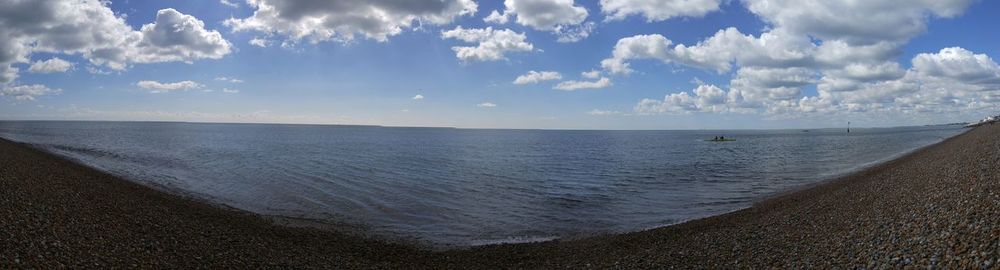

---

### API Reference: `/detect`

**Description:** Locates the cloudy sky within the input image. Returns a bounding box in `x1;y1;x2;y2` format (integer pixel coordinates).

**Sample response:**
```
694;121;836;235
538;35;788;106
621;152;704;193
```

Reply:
1;0;999;129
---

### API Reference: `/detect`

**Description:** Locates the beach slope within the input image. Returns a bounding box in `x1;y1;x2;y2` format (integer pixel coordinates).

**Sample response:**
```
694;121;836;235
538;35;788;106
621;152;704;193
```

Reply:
1;125;998;268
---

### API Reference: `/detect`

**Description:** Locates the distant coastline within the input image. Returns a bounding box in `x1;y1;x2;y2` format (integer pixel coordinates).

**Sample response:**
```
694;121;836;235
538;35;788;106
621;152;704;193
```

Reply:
0;118;971;131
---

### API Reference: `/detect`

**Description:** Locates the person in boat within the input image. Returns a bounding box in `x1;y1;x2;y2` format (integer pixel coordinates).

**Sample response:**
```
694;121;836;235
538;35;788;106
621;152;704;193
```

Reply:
713;136;719;140
720;136;725;140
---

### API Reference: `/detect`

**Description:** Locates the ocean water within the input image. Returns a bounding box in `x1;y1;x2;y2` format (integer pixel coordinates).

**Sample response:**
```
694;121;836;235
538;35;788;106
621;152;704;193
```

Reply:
0;121;965;247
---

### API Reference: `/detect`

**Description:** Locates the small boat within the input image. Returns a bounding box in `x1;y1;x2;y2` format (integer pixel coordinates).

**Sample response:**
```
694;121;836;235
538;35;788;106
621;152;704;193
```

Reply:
706;138;736;142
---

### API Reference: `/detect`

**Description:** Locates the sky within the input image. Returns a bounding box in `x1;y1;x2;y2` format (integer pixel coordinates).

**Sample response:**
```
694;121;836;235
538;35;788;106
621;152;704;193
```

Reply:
1;0;999;130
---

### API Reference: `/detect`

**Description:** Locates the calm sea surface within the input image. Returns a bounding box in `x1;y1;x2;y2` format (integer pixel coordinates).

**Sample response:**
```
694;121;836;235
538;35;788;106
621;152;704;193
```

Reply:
0;121;965;246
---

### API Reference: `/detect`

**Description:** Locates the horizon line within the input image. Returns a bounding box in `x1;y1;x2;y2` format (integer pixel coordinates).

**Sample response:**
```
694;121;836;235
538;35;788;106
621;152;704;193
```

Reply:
0;118;970;132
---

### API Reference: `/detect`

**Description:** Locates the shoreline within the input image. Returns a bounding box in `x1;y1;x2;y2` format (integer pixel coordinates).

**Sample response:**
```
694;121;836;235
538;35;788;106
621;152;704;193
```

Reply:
441;124;997;268
470;128;971;249
1;125;997;268
756;127;970;204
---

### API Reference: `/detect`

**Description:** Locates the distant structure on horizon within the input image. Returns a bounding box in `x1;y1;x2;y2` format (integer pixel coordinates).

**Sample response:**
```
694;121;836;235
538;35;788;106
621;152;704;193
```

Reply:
965;114;999;127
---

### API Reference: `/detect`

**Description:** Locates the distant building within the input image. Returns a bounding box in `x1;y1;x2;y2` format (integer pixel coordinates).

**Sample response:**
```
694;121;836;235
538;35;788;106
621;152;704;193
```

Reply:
965;114;1000;127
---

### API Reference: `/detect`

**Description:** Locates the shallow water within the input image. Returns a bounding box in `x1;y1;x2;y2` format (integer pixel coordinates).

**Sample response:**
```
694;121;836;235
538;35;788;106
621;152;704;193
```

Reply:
0;121;964;246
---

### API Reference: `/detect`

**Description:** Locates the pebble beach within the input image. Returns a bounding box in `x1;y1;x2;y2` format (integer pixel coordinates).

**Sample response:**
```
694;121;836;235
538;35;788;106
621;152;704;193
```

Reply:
1;124;997;268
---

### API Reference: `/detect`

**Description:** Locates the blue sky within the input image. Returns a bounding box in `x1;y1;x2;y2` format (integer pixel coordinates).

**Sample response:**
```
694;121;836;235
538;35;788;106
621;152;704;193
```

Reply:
1;0;999;129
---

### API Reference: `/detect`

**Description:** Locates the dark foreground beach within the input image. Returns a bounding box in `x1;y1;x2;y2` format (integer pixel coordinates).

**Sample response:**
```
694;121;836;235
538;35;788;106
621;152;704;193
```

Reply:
1;125;997;268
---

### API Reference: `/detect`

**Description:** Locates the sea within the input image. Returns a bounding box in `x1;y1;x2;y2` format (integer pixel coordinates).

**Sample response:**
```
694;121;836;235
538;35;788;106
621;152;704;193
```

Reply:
0;121;966;247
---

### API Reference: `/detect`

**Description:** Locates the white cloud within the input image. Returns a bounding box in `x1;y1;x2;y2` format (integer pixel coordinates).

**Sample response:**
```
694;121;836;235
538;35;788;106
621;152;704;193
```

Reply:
743;0;976;45
634;47;1000;117
484;10;511;24
814;40;901;68
0;1;231;84
911;47;1000;85
730;67;816;103
487;0;587;29
222;88;240;94
581;70;601;79
1;84;61;101
601;28;815;75
635;84;732;114
136;80;204;93
220;0;239;8
485;0;594;42
554;21;595;43
554;77;612;91
413;94;425;100
477;102;498;108
817;62;905;93
225;0;477;44
135;9;233;64
587;109;621;116
215;76;244;83
600;0;722;22
86;66;113;75
28;58;73;73
831;62;905;82
248;38;270;48
592;0;993;122
804;48;1000;116
513;70;562;84
441;26;534;62
600;34;671;75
